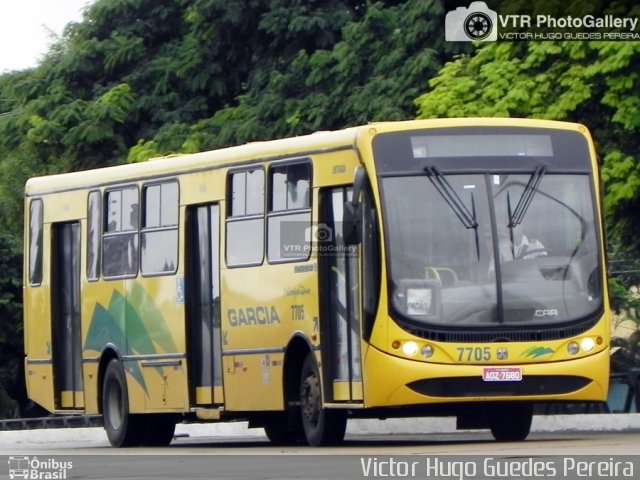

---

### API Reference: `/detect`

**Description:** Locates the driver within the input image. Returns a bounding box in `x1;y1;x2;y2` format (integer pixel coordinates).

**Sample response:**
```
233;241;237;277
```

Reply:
500;224;547;260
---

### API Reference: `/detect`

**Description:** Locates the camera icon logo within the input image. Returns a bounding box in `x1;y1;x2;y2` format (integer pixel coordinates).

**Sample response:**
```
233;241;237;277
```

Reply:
445;1;498;42
305;223;333;243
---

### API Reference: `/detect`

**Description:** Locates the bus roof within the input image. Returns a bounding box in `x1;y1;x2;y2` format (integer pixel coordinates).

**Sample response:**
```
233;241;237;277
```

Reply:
24;118;587;196
25;126;362;196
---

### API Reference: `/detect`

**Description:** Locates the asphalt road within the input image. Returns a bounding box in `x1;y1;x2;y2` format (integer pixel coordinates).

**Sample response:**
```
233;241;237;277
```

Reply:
2;418;639;479
3;430;639;454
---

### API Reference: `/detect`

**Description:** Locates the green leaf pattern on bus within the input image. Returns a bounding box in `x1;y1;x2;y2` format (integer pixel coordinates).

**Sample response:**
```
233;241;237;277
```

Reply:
521;346;554;359
126;282;178;355
83;282;178;394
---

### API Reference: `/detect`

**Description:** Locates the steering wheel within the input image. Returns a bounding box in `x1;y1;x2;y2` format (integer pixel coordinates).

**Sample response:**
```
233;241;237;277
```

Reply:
514;247;548;259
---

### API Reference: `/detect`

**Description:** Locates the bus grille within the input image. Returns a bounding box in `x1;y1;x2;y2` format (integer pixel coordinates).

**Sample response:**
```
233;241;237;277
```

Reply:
397;313;601;343
407;375;591;398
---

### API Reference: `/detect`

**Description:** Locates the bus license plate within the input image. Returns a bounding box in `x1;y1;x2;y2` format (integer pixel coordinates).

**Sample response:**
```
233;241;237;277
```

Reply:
482;367;522;382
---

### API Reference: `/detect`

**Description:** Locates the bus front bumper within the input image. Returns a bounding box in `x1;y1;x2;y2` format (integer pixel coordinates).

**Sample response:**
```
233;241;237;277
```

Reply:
363;346;609;408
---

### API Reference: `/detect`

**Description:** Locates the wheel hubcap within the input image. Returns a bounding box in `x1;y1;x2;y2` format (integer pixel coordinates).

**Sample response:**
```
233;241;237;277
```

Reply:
301;374;320;427
106;379;123;430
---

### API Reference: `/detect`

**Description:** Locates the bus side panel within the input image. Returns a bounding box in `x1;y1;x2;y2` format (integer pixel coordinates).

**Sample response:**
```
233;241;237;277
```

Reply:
24;218;55;412
221;263;318;411
128;277;189;412
24;284;55;413
82;278;126;413
80;269;99;416
312;149;361;188
81;359;99;415
82;277;189;414
221;353;285;411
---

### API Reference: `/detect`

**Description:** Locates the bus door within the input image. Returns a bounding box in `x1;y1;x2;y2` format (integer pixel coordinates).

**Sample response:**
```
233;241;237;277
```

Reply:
185;204;223;406
50;222;83;409
318;187;363;402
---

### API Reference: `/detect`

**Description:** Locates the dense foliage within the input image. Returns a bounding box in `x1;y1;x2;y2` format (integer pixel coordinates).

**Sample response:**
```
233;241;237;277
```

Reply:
0;0;462;417
0;234;22;417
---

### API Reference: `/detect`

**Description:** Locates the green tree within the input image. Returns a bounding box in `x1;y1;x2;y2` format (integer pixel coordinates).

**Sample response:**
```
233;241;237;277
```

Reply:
0;0;368;234
609;277;640;372
0;234;23;418
142;0;466;154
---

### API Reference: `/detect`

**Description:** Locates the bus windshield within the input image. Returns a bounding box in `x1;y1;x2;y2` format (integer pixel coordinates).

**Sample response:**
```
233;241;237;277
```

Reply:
374;129;602;329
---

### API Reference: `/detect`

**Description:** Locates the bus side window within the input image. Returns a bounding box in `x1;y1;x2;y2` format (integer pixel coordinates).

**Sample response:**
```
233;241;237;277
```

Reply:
267;161;311;263
141;181;178;275
87;191;101;281
28;198;44;285
103;186;139;278
226;169;265;267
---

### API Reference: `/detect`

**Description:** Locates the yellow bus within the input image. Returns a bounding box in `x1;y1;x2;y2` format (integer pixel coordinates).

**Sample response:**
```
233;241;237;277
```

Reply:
23;118;610;447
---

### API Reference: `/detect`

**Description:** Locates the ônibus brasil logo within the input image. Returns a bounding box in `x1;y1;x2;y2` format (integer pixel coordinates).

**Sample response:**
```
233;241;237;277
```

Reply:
8;456;73;480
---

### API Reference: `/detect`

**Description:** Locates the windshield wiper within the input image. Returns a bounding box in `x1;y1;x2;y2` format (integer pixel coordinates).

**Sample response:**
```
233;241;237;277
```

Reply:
424;166;478;229
508;164;547;227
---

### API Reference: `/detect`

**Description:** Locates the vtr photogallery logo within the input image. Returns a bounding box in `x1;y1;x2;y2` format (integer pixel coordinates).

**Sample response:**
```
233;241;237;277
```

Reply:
445;1;498;41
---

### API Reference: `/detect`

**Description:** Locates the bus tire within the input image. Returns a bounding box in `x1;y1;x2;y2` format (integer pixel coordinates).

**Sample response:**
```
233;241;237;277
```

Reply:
489;403;533;442
102;359;144;447
299;353;347;446
263;411;304;445
141;414;177;446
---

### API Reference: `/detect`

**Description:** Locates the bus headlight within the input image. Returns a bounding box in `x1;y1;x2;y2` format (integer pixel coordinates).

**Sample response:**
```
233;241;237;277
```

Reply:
580;337;595;352
402;341;419;356
567;342;580;355
421;345;434;359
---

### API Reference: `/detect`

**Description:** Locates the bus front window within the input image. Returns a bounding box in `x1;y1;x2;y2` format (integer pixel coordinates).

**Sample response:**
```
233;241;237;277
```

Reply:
381;172;602;328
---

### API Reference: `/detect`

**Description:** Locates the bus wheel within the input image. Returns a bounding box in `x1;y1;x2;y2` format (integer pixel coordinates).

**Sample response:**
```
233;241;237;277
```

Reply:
141;414;177;446
263;412;304;445
489;403;533;442
102;359;144;447
299;353;346;446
